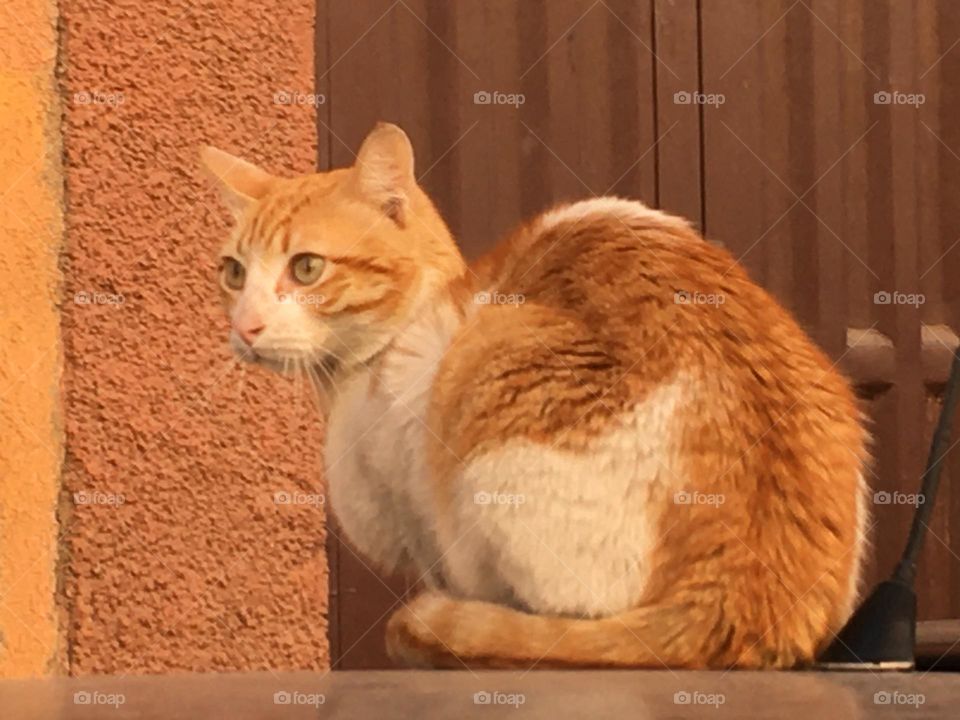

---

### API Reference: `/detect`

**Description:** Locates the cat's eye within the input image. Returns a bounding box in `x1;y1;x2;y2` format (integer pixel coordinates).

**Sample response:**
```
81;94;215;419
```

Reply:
220;257;246;291
290;253;326;285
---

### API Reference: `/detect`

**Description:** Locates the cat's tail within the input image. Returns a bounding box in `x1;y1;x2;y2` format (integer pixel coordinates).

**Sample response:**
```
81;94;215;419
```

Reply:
385;590;761;670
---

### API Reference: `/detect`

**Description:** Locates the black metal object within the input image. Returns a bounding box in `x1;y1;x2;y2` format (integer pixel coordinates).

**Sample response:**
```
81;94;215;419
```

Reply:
816;346;960;671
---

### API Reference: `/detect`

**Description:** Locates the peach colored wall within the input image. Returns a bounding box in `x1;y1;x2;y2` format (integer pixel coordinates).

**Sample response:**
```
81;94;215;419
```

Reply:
0;0;65;678
59;0;327;673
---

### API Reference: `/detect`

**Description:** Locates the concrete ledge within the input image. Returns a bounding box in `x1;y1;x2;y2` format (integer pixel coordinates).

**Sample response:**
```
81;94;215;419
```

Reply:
0;669;958;719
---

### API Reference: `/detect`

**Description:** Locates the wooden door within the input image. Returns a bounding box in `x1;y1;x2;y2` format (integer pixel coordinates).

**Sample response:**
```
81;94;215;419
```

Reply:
317;0;960;668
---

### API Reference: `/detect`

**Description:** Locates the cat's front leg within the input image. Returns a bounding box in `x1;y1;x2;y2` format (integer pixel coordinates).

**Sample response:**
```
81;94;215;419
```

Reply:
325;453;414;577
326;453;447;587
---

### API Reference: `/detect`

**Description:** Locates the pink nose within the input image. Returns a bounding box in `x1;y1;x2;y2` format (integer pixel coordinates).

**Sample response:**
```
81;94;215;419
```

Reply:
237;322;265;346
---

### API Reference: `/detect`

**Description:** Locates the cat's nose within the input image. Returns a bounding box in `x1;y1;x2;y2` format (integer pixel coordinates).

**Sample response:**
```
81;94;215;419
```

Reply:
237;323;265;346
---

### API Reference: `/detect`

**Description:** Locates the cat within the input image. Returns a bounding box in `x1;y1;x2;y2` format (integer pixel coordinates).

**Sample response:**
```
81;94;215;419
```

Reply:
201;122;868;669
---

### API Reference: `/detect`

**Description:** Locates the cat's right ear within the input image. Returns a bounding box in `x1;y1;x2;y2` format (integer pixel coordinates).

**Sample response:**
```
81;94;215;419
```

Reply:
199;146;275;219
350;123;416;227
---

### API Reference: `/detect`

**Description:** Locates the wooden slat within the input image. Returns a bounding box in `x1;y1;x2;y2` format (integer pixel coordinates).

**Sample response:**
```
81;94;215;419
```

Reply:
885;0;937;620
455;0;523;257
654;0;703;228
806;0;847;357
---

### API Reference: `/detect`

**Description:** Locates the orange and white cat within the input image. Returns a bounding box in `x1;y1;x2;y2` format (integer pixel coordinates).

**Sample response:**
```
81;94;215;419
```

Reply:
201;123;868;669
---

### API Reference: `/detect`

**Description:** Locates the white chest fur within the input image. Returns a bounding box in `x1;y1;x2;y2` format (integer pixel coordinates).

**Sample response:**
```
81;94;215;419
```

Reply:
323;306;459;580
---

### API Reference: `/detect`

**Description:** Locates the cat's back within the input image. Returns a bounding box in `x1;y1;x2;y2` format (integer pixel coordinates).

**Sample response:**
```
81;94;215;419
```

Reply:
477;199;727;311
433;196;860;460
470;197;793;361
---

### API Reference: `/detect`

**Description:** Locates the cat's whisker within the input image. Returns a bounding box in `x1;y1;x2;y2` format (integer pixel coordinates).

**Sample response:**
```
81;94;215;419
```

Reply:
312;358;332;390
293;357;300;402
323;347;348;361
306;362;332;414
295;357;305;405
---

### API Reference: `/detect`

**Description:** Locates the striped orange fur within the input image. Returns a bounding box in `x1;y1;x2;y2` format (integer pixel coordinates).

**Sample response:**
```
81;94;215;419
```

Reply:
201;123;868;670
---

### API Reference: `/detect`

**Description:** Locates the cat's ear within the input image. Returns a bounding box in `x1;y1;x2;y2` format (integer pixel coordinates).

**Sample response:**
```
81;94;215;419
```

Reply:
199;146;275;219
351;123;415;227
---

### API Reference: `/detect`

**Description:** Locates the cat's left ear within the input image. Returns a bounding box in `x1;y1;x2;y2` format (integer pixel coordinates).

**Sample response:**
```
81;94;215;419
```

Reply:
199;146;276;219
351;123;415;227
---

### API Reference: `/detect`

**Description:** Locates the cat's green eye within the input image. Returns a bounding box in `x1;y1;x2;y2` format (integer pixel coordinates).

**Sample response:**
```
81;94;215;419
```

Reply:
221;257;245;291
290;253;326;285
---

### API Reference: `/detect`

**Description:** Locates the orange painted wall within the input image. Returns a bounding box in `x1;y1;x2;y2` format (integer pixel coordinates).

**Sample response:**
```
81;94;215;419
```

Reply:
0;0;65;678
57;0;326;673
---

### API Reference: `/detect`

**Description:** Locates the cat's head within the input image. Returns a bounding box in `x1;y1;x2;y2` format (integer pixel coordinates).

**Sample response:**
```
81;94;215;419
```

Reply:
201;123;463;380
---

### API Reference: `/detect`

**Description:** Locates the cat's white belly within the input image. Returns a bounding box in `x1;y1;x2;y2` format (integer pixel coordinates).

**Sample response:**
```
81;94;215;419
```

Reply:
438;378;688;617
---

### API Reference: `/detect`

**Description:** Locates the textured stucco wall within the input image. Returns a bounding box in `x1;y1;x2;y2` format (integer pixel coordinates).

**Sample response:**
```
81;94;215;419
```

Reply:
0;0;65;678
59;0;326;673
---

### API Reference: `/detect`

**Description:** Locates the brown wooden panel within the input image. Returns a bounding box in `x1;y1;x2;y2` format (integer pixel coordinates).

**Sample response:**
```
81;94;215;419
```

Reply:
923;1;960;622
702;0;960;620
321;0;960;668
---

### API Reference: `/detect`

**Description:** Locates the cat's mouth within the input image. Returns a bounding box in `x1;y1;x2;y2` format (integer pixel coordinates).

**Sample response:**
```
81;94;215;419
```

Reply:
230;333;340;378
249;348;340;378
